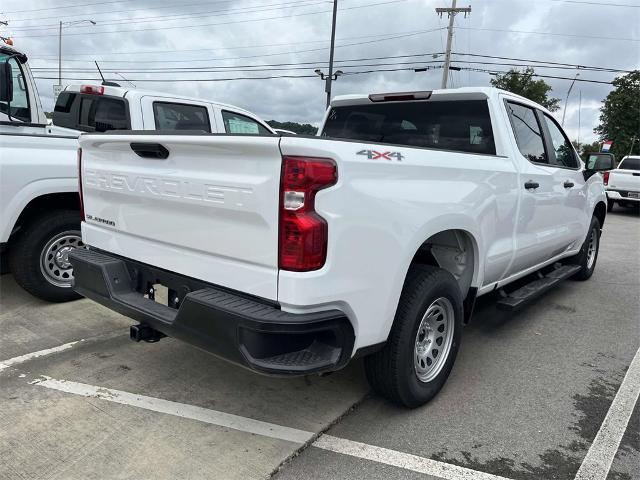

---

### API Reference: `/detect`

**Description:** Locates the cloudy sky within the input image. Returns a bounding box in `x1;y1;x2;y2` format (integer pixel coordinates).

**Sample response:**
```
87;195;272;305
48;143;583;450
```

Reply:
2;0;638;142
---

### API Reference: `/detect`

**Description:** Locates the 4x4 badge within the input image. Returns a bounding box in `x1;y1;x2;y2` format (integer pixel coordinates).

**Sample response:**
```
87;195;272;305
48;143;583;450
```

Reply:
357;149;404;161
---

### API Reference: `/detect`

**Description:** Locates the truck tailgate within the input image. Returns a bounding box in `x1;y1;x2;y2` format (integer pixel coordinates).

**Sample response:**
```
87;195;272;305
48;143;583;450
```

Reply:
78;134;282;300
609;169;640;192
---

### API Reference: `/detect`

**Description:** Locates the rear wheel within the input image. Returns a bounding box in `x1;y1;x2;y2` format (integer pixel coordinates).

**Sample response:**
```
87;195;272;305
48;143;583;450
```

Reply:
8;210;83;302
567;216;601;281
365;265;463;408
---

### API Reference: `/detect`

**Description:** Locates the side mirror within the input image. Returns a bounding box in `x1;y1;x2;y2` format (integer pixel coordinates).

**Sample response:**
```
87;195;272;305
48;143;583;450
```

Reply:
0;61;13;103
586;153;615;172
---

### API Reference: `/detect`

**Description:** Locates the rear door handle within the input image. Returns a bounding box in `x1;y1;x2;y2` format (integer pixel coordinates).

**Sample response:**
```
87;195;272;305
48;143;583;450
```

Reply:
130;142;169;159
563;181;575;188
524;181;540;190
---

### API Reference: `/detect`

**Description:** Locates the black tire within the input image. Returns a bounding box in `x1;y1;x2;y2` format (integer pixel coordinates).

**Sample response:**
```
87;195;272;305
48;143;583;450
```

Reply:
607;199;614;212
8;209;83;302
364;265;463;408
567;215;601;281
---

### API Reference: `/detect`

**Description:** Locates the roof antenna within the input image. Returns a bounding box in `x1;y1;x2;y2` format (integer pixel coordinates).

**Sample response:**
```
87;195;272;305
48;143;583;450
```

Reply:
94;60;120;87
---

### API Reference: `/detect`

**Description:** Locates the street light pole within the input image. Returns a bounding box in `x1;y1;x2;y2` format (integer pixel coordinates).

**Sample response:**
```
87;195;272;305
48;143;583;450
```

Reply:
58;19;96;89
326;0;338;108
58;21;62;87
561;72;579;127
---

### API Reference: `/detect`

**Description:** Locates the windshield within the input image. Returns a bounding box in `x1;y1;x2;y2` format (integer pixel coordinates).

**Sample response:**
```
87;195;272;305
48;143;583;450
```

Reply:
321;99;496;155
618;157;640;171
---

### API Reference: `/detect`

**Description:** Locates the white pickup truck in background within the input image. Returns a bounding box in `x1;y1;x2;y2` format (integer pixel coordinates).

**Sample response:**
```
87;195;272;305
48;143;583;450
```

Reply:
604;155;640;211
0;43;274;302
70;87;612;407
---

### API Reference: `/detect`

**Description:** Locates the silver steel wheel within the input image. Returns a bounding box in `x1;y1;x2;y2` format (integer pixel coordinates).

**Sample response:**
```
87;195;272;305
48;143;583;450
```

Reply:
586;227;598;270
414;297;455;383
40;231;83;288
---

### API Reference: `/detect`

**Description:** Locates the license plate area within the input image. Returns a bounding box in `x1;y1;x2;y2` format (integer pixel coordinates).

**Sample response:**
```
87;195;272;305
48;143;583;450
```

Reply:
628;192;639;198
145;283;181;309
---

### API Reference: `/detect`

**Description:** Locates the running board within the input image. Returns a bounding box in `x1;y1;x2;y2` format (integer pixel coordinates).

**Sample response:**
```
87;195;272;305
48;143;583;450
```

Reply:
496;264;582;311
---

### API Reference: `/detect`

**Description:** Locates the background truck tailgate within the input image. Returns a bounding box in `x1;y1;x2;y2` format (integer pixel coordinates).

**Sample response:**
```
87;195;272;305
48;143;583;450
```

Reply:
78;134;282;300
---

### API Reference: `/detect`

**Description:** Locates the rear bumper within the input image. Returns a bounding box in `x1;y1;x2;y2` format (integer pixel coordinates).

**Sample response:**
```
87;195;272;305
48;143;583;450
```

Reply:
69;248;355;375
606;189;640;202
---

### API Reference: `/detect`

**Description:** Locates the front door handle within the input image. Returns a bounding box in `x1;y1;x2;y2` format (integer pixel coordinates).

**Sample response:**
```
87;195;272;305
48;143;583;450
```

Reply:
524;181;540;190
563;181;575;188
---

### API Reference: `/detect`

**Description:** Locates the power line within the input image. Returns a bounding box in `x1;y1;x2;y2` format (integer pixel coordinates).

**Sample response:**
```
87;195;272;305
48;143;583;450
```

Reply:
549;0;639;7
7;0;328;32
456;26;639;42
12;0;409;38
1;0;129;14
451;52;633;73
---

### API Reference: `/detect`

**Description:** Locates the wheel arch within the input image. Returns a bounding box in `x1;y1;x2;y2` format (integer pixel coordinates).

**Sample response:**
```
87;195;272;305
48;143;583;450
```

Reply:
7;192;79;245
593;200;606;228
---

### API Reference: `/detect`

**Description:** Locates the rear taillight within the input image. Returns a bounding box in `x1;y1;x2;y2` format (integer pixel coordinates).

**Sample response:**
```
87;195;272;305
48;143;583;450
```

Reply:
77;148;85;221
279;156;337;271
80;85;104;95
603;171;610;185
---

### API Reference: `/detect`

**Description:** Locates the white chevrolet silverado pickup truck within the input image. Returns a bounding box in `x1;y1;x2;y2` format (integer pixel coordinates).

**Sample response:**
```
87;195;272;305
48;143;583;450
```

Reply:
604;155;640;211
69;88;612;407
0;43;274;302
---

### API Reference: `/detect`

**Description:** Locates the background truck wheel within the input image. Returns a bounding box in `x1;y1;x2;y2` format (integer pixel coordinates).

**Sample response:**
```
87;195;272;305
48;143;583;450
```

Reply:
364;265;463;408
607;200;614;212
8;209;83;302
567;216;601;281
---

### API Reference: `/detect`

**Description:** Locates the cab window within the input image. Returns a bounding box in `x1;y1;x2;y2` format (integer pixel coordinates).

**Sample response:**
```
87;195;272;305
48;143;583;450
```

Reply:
0;56;31;122
321;100;496;155
53;92;129;132
222;110;270;135
153;102;211;132
505;102;547;164
541;114;579;168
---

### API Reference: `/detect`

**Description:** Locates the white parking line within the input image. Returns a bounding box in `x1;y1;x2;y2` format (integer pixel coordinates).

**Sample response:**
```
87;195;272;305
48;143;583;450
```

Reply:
0;340;83;372
32;376;512;480
574;346;640;480
314;435;512;480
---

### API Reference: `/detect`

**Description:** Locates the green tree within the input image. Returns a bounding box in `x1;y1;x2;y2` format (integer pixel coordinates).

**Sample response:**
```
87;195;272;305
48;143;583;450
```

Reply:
267;120;317;135
572;140;602;161
594;70;640;159
490;67;561;111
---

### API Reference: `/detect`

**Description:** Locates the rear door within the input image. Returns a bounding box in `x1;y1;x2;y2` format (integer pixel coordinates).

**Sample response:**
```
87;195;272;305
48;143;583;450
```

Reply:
141;96;217;132
79;134;282;300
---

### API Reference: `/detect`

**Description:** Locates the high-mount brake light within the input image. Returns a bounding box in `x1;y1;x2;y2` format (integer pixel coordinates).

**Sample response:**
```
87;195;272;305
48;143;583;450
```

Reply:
603;171;610;186
279;156;337;272
368;91;432;102
77;148;85;222
80;85;104;95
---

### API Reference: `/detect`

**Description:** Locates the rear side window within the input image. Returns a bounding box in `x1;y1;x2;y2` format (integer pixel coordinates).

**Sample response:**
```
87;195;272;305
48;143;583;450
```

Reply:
506;102;547;164
541;114;578;168
53;93;129;132
321;100;496;155
222;110;271;135
619;157;640;170
153;102;211;132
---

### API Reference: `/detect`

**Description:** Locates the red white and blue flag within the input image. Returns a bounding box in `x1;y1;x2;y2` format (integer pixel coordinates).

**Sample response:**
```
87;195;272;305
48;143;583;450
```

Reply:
602;140;613;152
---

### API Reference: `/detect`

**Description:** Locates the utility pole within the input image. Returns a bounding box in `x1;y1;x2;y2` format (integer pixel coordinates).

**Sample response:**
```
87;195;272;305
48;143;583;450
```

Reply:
326;0;338;108
436;1;471;89
57;19;96;100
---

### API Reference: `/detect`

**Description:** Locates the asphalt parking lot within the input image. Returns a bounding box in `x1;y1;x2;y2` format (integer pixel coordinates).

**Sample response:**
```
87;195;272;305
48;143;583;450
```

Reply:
1;209;638;480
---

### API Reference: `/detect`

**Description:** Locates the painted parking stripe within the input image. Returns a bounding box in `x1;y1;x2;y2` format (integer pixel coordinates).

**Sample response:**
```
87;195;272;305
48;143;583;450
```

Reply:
574;346;640;480
31;376;313;444
0;340;83;372
314;435;512;480
32;376;513;480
